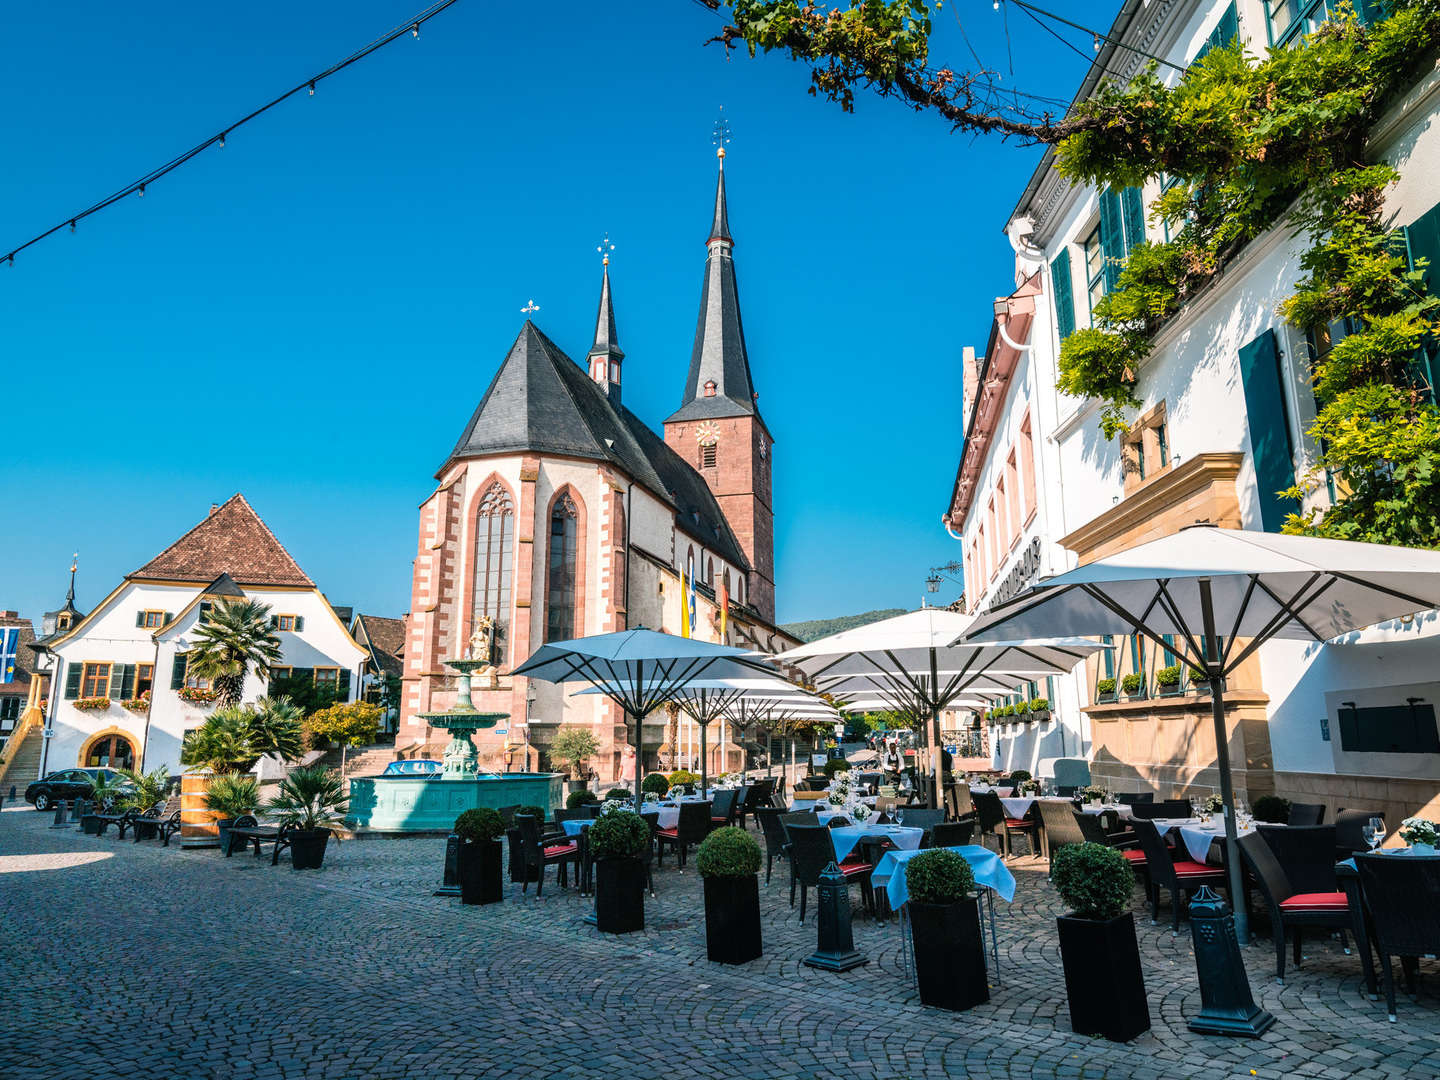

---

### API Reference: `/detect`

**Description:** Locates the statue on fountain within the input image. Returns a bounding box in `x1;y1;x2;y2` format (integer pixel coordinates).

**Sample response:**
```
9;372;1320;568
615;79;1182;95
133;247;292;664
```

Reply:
468;617;500;689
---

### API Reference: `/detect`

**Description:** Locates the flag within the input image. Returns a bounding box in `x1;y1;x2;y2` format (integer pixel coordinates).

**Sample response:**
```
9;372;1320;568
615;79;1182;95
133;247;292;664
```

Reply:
718;576;729;642
680;564;691;639
687;557;698;638
0;627;16;684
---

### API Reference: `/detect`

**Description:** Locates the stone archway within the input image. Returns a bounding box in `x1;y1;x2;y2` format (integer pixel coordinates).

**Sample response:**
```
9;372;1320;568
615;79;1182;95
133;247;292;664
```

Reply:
78;727;138;771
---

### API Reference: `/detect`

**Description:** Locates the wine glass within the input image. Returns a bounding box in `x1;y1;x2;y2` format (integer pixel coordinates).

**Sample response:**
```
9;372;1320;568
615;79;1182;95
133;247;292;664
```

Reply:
1365;817;1385;852
895;808;905;827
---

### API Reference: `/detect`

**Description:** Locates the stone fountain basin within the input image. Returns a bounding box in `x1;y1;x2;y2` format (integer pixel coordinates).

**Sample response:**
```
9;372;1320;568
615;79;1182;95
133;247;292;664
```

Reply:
346;772;564;833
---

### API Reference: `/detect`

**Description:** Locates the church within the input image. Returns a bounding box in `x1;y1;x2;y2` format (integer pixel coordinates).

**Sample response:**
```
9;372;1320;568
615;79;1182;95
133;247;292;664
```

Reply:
394;150;795;780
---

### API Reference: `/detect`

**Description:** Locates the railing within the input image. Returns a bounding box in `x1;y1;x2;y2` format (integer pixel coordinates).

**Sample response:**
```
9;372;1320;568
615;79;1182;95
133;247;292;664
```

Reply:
0;703;43;790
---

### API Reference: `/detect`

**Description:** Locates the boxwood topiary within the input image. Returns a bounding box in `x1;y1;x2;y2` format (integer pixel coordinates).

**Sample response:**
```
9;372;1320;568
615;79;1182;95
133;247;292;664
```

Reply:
1097;678;1117;695
641;772;671;796
604;787;634;802
695;826;762;878
587;809;650;859
822;758;852;778
454;807;504;843
515;804;546;823
1008;770;1032;784
1050;842;1134;920
904;848;976;905
667;768;700;788
566;789;599;809
1253;795;1291;824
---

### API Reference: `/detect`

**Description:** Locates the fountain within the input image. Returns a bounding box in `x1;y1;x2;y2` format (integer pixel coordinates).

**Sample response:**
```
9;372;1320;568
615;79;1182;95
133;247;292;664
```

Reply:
346;635;563;832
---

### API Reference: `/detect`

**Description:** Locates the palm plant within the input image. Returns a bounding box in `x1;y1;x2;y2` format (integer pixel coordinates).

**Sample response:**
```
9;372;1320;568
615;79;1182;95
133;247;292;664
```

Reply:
119;765;170;812
265;765;349;834
86;770;129;811
186;598;282;707
181;707;258;773
203;773;260;818
249;696;305;761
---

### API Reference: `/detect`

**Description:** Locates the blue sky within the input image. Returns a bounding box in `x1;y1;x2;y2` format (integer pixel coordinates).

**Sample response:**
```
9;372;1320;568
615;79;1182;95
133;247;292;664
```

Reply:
2;1;1097;627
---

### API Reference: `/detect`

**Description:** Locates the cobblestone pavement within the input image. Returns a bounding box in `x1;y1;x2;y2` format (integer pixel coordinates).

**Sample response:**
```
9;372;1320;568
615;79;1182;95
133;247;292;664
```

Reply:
2;808;1437;1080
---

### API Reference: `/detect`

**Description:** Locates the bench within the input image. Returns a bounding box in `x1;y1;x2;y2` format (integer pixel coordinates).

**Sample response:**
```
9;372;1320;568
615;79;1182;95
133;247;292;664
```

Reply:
224;815;298;865
93;806;134;838
132;797;184;846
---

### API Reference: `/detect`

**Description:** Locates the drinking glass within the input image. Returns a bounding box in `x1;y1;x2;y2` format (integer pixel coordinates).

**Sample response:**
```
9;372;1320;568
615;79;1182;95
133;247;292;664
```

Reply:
1366;817;1385;852
895;809;905;827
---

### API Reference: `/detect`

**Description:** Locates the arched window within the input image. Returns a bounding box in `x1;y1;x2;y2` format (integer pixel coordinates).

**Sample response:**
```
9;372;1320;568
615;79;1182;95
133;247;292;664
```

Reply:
472;483;514;663
707;558;714;586
546;493;579;642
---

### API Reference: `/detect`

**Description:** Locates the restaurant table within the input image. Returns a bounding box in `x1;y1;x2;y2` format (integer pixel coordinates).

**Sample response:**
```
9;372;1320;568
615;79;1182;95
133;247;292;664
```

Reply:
1331;850;1435;1002
1148;816;1260;863
654;800;710;829
1000;795;1073;818
1079;802;1133;820
829;824;924;863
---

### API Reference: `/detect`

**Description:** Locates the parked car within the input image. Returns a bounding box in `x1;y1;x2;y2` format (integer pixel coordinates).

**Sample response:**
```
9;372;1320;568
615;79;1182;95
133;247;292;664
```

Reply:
25;768;128;811
380;759;442;777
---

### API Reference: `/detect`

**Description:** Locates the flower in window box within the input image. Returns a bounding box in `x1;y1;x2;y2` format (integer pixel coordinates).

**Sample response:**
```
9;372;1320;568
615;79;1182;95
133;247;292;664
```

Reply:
73;697;112;712
178;686;221;704
122;690;152;713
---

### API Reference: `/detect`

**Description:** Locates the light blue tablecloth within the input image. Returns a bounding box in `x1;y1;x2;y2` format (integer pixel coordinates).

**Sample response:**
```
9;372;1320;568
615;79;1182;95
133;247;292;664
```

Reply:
561;819;590;837
872;845;1016;908
829;825;923;862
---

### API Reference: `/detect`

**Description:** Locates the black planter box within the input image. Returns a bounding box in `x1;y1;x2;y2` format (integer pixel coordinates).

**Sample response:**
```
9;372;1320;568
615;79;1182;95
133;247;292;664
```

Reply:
703;874;762;964
80;815;102;836
594;857;645;934
909;897;989;1011
215;817;236;853
289;829;330;870
459;839;504;905
1057;912;1150;1041
506;829;540;883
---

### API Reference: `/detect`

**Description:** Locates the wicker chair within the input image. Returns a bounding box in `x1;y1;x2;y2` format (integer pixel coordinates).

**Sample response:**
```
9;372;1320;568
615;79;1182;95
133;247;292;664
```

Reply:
1129;799;1192;820
656;802;710;870
1132;819;1226;931
1241;832;1358;984
1334;809;1385;858
786;822;873;922
1354;853;1440;1022
1287;802;1326;827
514;813;578;897
754;806;791;884
1116;792;1154;806
929;819;976;849
709;789;740;830
971;790;1007;854
1258;824;1339;896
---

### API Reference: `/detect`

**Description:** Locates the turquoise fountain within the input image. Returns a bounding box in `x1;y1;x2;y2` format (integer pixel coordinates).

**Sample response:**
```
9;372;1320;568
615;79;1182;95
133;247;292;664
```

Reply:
346;654;562;832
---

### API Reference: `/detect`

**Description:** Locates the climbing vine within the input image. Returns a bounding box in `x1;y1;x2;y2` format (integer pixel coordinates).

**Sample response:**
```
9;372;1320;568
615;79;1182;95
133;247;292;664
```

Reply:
716;1;1440;544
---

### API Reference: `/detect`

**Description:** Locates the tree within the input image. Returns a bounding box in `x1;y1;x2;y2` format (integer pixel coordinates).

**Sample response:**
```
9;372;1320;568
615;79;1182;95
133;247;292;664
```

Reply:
266;673;344;717
549;726;599;780
249;696;306;761
186;598;282;707
306;701;384;750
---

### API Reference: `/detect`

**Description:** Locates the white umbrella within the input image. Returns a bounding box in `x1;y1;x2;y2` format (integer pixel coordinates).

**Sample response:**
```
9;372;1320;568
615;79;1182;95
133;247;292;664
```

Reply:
776;609;1109;807
512;628;779;804
963;523;1440;942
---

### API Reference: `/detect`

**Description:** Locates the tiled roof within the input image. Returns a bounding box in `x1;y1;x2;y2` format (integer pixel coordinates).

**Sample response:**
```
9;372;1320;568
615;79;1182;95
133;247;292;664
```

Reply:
129;494;314;588
356;614;406;678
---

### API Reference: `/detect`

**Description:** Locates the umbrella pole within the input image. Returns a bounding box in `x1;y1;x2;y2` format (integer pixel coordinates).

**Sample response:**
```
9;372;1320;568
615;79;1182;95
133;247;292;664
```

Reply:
930;705;943;811
700;721;709;798
1200;579;1249;946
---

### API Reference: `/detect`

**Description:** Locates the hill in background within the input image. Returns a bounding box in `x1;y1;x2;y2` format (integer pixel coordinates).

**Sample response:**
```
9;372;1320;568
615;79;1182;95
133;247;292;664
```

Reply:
780;608;907;643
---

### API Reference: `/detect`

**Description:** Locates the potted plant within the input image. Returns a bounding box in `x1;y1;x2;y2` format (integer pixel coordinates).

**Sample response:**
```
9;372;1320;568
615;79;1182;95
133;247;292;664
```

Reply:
641;772;671;798
1028;697;1051;721
822;758;851;779
904;849;988;1010
264;765;348;869
1201;793;1226;828
203;773;260;852
1008;770;1031;788
566;789;600;810
118;766;171;838
73;696;112;712
1188;667;1223;693
696;826;763;964
667;768;700;795
1155;665;1183;696
454;807;505;904
82;771;129;833
1096;678;1118;703
1121;673;1146;700
604;787;634;803
1399;817;1439;855
588;809;649;933
1078;785;1108;808
550;726;599;794
1051;842;1148;1041
1252;795;1290;824
122;689;152;714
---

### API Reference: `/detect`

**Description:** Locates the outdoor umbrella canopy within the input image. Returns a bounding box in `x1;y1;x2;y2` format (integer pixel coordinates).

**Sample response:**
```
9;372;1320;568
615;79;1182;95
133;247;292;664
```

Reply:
962;523;1440;943
512;628;780;804
775;609;1110;807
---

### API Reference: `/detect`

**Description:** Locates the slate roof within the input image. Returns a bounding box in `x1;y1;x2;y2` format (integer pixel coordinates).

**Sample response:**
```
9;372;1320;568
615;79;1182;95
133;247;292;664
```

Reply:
587;265;624;362
667;162;760;424
129;494;315;588
355;614;406;679
442;322;750;572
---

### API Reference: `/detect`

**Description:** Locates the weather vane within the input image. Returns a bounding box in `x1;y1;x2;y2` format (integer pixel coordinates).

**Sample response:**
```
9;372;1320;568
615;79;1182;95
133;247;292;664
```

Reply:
712;106;730;161
597;233;615;267
521;299;539;314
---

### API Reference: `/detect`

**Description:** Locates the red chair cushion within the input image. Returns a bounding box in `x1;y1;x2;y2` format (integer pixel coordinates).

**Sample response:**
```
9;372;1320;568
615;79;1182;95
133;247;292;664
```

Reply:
839;862;871;877
1279;891;1349;912
655;827;678;838
1004;818;1035;828
1121;849;1147;865
543;843;577;857
711;817;728;824
1172;860;1223;877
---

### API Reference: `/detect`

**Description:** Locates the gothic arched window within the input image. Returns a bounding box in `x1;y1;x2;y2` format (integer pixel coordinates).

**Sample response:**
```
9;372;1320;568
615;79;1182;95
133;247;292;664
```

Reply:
546;493;579;642
472;483;514;663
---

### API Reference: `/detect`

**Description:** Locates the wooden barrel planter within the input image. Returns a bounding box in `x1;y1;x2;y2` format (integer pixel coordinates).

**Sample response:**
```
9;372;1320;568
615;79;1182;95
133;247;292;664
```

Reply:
180;772;221;848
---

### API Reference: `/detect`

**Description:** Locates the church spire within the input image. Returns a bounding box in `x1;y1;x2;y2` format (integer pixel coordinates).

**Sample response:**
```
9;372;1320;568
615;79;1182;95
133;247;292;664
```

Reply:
587;235;624;403
708;149;732;246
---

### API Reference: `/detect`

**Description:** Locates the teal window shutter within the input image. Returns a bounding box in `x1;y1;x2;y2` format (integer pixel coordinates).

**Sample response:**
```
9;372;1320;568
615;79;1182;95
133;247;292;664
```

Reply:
1237;329;1301;532
338;669;351;698
294;615;305;632
1051;249;1076;340
1404;202;1440;398
1099;188;1124;291
1121;186;1146;252
171;653;188;690
1193;3;1237;62
135;611;145;628
64;663;82;699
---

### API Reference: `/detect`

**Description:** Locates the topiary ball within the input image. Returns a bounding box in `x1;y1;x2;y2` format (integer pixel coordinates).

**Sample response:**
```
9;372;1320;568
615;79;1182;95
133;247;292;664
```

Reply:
566;789;599;809
1050;842;1134;920
604;787;634;802
454;807;504;843
641;772;670;796
823;758;852;778
515;804;546;823
904;848;976;905
1253;795;1291;823
1009;769;1032;784
587;809;650;859
695;825;762;878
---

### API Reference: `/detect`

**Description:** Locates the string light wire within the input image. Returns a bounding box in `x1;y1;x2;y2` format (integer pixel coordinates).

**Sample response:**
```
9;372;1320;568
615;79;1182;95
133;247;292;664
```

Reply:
3;0;464;269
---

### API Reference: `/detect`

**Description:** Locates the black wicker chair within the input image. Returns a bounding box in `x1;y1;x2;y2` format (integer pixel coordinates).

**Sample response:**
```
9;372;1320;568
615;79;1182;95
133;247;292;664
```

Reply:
1116;792;1154;806
656;802;710;869
1355;853;1440;1022
929;819;976;849
709;789;739;830
1129;799;1191;820
1334;809;1385;858
971;790;1007;854
1132;818;1226;931
1258;824;1339;896
786;822;873;922
1240;832;1359;984
754;806;791;884
1287;802;1326;827
1037;799;1087;861
515;813;577;897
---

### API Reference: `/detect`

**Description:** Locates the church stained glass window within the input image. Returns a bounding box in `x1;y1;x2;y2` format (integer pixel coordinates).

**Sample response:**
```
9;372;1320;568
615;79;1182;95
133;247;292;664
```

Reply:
473;483;514;663
547;493;579;642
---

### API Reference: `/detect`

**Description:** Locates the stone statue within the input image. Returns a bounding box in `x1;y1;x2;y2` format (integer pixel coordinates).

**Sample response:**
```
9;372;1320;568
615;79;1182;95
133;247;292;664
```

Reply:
467;617;494;663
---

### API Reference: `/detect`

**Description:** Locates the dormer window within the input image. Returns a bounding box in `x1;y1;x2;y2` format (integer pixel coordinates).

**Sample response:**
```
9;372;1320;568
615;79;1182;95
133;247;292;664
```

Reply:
703;380;717;398
57;613;72;631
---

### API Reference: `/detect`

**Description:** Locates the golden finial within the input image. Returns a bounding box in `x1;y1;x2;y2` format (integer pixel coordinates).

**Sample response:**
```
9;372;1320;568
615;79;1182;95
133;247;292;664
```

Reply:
712;107;730;162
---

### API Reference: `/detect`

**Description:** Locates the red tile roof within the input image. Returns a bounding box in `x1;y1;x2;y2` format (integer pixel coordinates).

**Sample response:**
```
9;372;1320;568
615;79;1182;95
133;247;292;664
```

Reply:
129;494;314;588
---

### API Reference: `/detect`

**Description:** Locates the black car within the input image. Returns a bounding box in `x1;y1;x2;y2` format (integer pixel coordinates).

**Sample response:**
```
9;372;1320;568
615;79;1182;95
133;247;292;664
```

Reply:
25;768;125;811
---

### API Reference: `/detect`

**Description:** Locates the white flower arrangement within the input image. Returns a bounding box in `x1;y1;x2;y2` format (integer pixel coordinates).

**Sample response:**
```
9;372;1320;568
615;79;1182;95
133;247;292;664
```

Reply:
1016;778;1041;796
1079;785;1108;803
642;791;660;804
1399;817;1438;847
1202;793;1226;814
848;802;872;822
826;790;848;807
599;800;633;816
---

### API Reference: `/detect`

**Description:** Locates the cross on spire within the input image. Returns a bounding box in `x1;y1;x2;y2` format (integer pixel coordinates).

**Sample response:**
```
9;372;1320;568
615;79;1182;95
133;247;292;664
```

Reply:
712;106;731;163
597;232;615;267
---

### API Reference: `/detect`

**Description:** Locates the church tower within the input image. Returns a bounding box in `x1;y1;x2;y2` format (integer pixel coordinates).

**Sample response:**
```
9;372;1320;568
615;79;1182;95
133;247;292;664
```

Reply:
663;148;775;621
587;241;624;403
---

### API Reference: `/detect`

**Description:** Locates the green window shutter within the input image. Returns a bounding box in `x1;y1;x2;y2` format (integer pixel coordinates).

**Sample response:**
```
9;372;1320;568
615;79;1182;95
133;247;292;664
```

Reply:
64;663;82;699
1120;186;1146;253
114;664;136;700
292;667;314;684
269;615;279;628
1051;249;1076;340
171;653;188;690
1099;188;1125;291
1238;329;1301;532
164;612;174;626
338;669;351;698
1101;634;1115;679
135;611;145;628
294;615;305;632
1193;3;1237;62
1404;203;1440;399
198;601;212;625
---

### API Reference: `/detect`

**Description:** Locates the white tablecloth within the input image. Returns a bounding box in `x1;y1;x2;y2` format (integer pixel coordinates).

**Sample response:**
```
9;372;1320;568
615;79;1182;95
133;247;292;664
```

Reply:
873;845;1017;908
1079;803;1133;820
829;824;924;863
1148;817;1257;862
655;801;710;829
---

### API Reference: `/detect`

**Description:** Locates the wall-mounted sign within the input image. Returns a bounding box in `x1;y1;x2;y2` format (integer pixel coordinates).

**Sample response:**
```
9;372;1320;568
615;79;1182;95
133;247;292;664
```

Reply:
988;535;1044;610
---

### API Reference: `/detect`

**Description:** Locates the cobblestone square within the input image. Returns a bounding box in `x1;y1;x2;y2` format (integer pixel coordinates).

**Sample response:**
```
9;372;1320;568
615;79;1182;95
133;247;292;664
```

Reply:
2;808;1436;1080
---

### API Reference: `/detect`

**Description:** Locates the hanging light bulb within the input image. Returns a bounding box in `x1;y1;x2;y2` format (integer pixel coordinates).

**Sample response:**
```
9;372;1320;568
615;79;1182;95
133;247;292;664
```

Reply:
219;132;225;149
411;22;419;37
308;81;316;96
137;183;146;198
1093;33;1102;51
69;219;76;233
993;0;1000;8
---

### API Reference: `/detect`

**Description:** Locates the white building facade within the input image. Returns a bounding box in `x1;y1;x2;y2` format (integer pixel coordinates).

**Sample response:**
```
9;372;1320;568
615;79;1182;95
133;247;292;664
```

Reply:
945;0;1440;824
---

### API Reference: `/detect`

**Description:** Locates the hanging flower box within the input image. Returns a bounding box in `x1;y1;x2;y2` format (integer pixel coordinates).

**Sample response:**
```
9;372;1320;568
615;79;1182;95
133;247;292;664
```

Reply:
122;691;152;713
1095;678;1118;704
73;697;112;712
178;687;220;704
